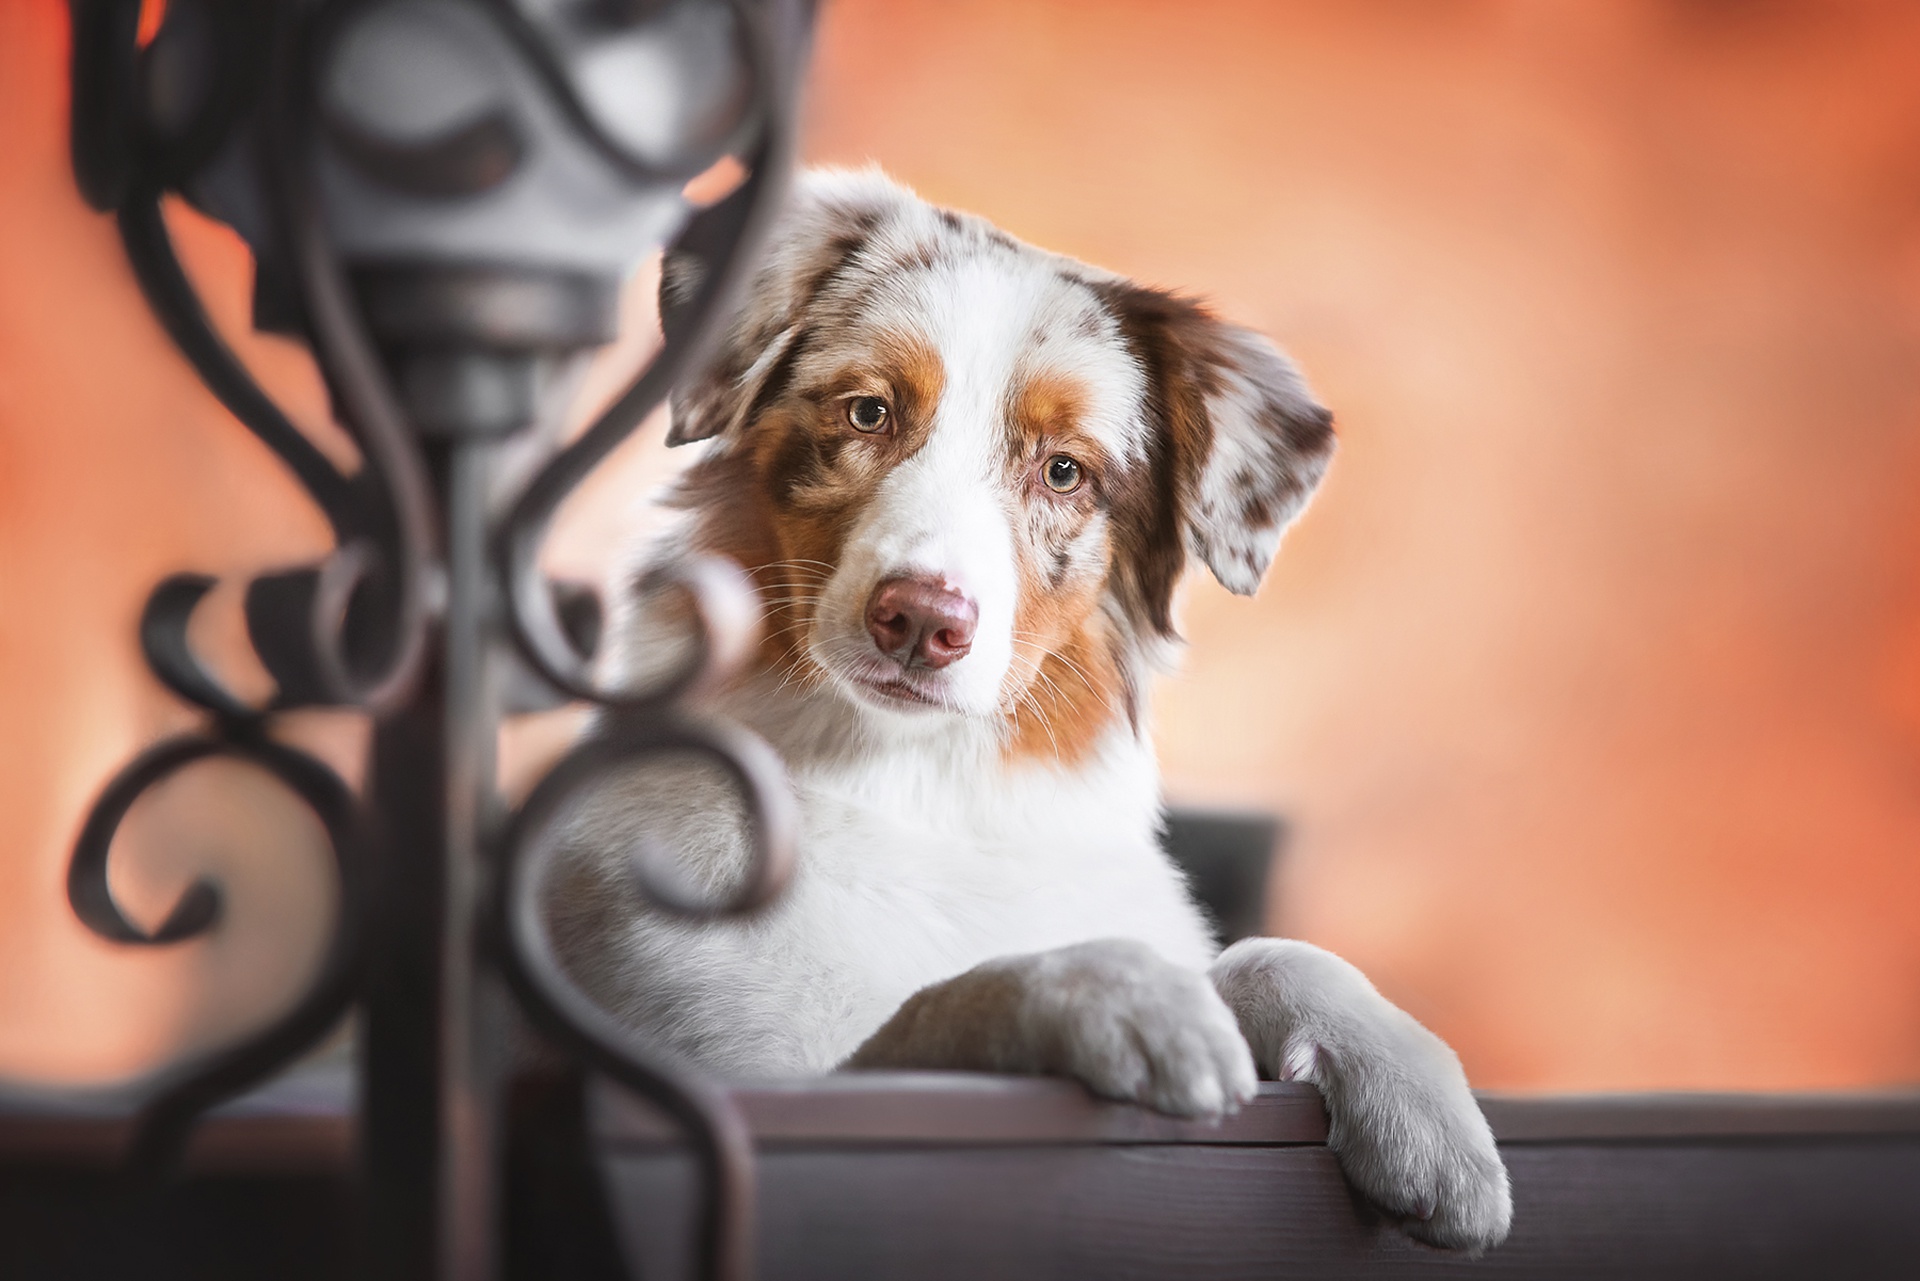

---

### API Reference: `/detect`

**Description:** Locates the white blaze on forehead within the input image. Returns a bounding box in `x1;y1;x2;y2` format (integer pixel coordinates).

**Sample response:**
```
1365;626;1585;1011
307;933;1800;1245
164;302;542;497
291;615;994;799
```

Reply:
829;263;1030;711
811;245;1145;715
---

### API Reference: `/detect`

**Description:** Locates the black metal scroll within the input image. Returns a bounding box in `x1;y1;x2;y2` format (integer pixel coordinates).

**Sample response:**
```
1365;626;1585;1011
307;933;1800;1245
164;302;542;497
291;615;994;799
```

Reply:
48;1;814;1277
52;0;434;1175
482;5;811;1272
496;1;803;710
66;730;366;1177
497;561;798;1281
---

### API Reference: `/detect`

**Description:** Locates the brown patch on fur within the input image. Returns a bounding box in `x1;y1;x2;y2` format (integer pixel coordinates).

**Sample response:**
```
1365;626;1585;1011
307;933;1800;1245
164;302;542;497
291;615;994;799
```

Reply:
994;366;1132;764
676;331;948;682
887;239;947;274
999;482;1127;765
667;449;781;576
1002;607;1127;767
1090;281;1227;639
1007;370;1090;456
868;330;947;430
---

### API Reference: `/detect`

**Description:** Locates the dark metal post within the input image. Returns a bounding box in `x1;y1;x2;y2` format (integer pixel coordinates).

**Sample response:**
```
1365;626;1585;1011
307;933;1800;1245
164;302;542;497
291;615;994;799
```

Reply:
438;437;507;1281
362;656;446;1279
363;434;512;1281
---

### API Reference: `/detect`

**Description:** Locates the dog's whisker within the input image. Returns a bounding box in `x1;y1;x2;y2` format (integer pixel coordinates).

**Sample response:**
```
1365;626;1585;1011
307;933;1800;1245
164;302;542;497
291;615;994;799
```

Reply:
754;558;836;571
1026;669;1086;731
751;561;836;584
1010;635;1119;719
1015;688;1062;761
1036;661;1118;719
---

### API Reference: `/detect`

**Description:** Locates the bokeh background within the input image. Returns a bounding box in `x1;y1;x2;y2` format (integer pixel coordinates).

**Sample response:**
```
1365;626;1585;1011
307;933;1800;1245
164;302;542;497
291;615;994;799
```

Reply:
4;0;1920;1091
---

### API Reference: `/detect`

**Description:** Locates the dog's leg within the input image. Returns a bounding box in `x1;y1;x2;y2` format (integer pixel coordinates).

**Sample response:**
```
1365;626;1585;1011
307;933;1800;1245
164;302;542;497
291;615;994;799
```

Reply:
845;938;1258;1119
1210;937;1512;1253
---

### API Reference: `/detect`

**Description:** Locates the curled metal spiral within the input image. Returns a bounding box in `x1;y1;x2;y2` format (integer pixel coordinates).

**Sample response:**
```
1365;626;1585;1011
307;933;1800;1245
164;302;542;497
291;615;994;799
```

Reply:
49;0;410;1171
58;0;811;1275
481;5;811;1273
498;2;803;709
497;559;799;1281
66;730;366;1177
52;551;376;1175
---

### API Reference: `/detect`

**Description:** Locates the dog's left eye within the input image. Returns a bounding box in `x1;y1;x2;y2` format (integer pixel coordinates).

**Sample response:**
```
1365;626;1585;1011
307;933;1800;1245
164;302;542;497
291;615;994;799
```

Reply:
846;396;892;434
1042;455;1083;494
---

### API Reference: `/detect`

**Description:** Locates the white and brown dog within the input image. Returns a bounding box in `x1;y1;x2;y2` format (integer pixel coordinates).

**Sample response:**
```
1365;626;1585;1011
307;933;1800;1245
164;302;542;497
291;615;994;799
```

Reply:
554;168;1511;1252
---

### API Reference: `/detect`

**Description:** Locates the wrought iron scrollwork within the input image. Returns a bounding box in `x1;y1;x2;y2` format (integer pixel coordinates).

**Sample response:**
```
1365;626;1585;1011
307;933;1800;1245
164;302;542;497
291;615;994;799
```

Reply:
52;0;813;1277
264;0;441;717
497;7;799;710
86;0;431;718
50;0;434;1166
482;6;808;1274
498;559;798;1281
66;730;366;1177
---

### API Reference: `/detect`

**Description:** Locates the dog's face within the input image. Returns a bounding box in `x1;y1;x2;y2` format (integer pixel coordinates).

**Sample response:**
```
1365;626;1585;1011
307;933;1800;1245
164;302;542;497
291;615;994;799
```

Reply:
665;170;1334;760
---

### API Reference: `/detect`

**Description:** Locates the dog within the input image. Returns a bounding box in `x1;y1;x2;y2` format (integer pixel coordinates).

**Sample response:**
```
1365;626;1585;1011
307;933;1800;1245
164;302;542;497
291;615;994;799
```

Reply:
551;167;1512;1253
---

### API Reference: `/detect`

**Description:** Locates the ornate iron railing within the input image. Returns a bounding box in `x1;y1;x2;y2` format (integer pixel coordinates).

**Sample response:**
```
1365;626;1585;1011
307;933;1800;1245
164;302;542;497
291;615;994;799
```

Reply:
41;1;815;1277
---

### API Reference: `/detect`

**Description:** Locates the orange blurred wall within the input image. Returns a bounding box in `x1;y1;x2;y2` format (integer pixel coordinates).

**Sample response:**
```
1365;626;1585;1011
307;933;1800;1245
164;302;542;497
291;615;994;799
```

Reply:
4;0;1920;1091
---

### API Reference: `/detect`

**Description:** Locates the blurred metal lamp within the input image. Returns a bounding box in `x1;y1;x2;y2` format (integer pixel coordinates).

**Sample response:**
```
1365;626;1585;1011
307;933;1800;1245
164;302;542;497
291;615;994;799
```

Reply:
58;1;816;1277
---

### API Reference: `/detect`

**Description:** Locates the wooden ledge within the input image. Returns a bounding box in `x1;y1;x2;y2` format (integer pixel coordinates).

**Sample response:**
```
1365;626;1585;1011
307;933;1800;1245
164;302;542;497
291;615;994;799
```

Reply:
595;1073;1920;1149
1478;1088;1920;1143
595;1073;1333;1148
0;1061;354;1173
7;1067;1918;1279
595;1078;1920;1281
5;1062;1920;1171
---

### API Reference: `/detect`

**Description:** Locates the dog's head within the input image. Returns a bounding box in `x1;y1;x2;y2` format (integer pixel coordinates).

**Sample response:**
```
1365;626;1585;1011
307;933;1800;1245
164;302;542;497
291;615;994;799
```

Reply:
665;169;1334;760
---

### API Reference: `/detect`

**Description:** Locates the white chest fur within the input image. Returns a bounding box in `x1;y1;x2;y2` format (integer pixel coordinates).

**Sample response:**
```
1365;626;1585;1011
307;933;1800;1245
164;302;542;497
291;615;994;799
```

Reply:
550;688;1217;1078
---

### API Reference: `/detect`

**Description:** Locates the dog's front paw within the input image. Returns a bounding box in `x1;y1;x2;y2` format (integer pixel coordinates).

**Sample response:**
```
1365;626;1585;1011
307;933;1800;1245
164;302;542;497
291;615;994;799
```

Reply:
1021;939;1260;1119
849;940;1256;1119
1214;939;1512;1253
1312;1028;1510;1252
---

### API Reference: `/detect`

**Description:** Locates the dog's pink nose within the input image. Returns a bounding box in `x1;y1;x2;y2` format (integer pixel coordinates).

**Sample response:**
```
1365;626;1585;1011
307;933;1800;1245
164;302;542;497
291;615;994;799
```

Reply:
865;576;978;670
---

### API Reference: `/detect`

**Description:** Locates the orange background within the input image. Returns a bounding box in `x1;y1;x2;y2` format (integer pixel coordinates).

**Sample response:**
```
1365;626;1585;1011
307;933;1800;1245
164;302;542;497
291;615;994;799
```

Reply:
4;0;1919;1091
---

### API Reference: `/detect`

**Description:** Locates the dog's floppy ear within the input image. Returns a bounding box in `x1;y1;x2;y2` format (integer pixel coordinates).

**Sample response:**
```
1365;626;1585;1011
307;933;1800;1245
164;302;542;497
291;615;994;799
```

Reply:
663;169;908;447
1102;283;1335;603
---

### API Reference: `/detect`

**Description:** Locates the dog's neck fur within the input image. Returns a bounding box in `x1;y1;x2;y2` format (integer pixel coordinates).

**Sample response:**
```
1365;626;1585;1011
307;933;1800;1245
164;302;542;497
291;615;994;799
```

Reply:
718;660;1161;825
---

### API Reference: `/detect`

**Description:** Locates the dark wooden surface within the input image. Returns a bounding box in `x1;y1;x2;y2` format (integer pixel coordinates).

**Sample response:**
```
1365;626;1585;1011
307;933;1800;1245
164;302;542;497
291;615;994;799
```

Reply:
4;1065;1920;1279
0;1060;353;1173
592;1072;1920;1148
0;1168;350;1281
607;1140;1920;1281
594;1076;1920;1281
593;1072;1335;1147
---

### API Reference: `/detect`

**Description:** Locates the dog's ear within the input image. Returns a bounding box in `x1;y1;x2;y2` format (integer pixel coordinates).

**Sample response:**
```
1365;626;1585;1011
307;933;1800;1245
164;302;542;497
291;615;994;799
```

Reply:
1101;283;1335;614
663;169;909;447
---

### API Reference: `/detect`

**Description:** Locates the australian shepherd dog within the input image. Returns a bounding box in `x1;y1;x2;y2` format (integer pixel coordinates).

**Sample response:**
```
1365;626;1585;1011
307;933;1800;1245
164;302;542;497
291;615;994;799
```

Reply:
553;168;1510;1252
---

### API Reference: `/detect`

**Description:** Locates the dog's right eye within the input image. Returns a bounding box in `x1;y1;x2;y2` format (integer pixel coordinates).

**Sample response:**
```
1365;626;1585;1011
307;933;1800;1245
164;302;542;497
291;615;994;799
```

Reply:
846;396;892;434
